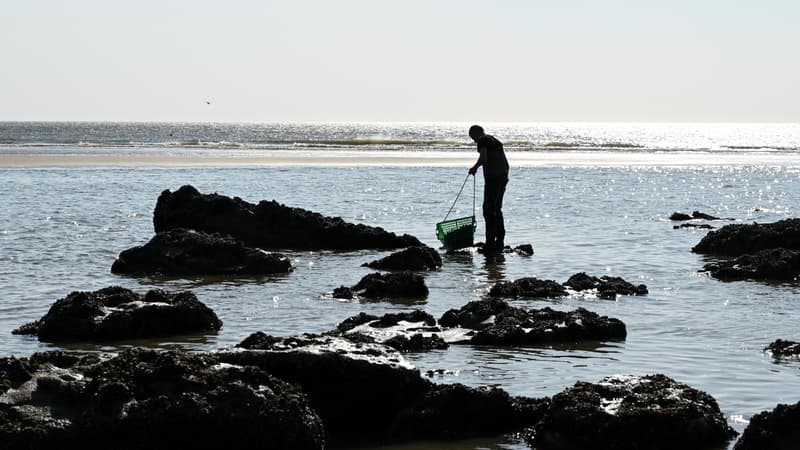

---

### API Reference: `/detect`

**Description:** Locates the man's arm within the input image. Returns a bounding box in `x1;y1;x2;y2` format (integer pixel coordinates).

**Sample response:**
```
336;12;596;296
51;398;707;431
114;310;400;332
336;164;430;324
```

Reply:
468;147;487;175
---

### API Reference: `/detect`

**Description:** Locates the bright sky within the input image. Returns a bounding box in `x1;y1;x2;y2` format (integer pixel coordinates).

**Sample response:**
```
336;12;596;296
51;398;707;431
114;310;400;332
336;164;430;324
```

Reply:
2;1;798;122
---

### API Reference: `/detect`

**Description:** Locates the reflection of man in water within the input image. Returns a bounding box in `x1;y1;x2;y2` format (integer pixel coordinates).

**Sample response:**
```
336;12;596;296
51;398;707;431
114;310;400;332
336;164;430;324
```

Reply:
468;125;509;252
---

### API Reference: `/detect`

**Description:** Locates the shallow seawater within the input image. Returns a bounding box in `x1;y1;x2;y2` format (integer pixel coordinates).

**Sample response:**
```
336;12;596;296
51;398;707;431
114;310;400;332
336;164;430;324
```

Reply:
1;164;799;449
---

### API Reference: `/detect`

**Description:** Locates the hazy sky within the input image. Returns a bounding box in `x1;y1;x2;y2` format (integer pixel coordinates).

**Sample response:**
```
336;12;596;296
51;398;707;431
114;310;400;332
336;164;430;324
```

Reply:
2;1;798;122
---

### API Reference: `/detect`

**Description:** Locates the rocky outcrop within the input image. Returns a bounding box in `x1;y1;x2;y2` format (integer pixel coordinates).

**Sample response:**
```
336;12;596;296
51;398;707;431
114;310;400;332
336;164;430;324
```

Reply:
765;339;800;357
12;287;222;342
692;218;800;256
702;248;800;281
334;310;448;352
332;272;429;300
489;274;648;300
153;185;421;250
529;374;737;450
111;228;292;276
231;333;547;445
488;277;567;298
734;401;800;450
362;246;442;271
671;211;729;221
439;298;627;345
563;272;649;299
0;349;325;450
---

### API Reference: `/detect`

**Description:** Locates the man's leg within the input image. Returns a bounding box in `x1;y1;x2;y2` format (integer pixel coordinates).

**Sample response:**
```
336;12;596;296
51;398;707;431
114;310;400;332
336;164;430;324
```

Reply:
483;178;501;249
495;179;508;248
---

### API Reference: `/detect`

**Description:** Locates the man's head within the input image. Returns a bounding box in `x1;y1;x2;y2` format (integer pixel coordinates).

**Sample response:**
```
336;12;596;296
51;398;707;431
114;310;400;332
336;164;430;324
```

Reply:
468;125;484;142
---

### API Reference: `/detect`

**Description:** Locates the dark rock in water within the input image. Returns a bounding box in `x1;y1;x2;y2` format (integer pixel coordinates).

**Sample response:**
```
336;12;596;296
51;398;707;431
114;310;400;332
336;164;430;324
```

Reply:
671;211;728;221
674;223;715;230
670;212;693;221
692;210;726;220
439;297;510;329
153;184;421;250
692;218;800;256
12;286;222;342
489;277;567;298
514;244;534;256
765;339;800;357
563;272;648;299
231;333;545;445
331;286;355;300
334;310;444;352
439;298;626;346
388;383;549;441
341;272;429;299
530;374;737;450
470;306;627;346
384;333;449;352
111;228;292;276
734;401;800;450
0;349;325;450
702;248;800;281
362;245;442;271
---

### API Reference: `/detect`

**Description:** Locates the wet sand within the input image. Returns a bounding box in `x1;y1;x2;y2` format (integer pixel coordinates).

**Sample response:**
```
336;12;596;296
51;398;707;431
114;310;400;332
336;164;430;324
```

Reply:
2;149;800;167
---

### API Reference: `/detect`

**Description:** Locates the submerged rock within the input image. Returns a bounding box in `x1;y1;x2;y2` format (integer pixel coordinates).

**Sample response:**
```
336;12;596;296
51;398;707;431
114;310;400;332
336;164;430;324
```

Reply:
671;211;730;221
734;401;800;450
111;228;292;276
439;298;627;346
0;349;325;450
231;333;544;445
334;272;429;300
692;218;800;256
488;277;567;299
12;286;222;342
765;339;800;357
530;374;737;450
702;248;800;281
674;223;715;230
153;185;421;250
563;272;649;299
362;245;442;271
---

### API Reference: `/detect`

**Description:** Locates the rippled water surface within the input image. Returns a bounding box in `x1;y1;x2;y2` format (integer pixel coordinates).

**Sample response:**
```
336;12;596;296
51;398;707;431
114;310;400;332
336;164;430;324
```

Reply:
1;164;799;449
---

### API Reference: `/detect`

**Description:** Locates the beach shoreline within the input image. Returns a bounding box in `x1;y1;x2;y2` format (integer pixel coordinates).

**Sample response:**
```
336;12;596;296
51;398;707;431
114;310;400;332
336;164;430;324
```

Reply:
3;149;800;168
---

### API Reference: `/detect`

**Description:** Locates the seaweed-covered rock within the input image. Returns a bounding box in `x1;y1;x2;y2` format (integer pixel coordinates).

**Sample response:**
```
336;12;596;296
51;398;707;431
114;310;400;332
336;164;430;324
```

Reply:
692;218;800;256
111;228;291;276
362;246;442;271
702;248;800;281
734;401;800;450
513;244;535;256
153;185;421;250
488;277;567;299
670;212;693;221
230;333;540;445
439;299;626;346
530;374;737;450
383;334;449;352
563;272;648;299
0;349;325;450
12;286;221;342
335;272;429;299
765;339;800;357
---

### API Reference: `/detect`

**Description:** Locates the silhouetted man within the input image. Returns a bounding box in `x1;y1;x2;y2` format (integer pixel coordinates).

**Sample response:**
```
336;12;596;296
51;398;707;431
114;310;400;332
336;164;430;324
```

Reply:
468;125;509;252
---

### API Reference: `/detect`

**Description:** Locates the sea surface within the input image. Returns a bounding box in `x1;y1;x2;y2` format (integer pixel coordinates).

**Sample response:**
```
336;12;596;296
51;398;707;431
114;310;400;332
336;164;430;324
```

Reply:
1;122;800;449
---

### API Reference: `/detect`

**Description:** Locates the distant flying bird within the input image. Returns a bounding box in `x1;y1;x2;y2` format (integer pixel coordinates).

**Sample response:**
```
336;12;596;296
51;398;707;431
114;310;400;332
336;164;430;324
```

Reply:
206;101;211;105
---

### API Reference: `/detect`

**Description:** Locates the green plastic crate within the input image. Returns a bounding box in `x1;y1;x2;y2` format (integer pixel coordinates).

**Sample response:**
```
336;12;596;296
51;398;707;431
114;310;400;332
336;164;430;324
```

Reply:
435;215;476;250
